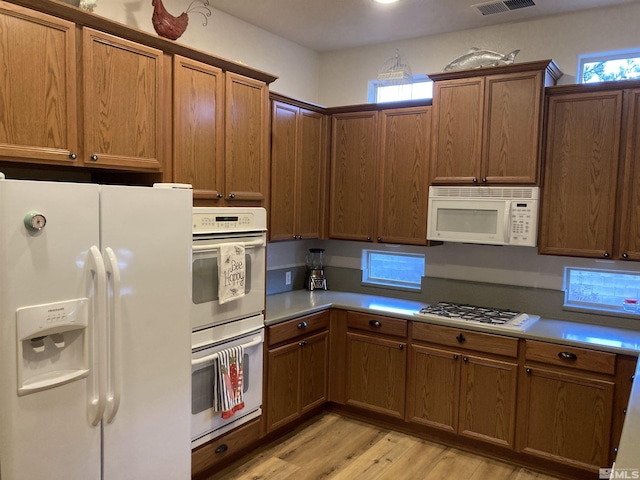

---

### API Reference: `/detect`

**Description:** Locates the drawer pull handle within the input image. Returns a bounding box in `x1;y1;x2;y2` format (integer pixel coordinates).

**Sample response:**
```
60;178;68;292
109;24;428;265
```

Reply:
456;333;465;343
369;320;382;328
298;321;308;329
298;340;308;347
558;351;578;361
214;444;228;454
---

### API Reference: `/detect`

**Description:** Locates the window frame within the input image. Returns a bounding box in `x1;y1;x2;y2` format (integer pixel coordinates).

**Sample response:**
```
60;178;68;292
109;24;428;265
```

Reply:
577;48;640;84
361;249;425;291
367;75;433;103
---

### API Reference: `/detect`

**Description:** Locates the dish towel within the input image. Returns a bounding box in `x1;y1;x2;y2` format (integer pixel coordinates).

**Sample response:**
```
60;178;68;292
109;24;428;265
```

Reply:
213;345;245;419
218;243;246;304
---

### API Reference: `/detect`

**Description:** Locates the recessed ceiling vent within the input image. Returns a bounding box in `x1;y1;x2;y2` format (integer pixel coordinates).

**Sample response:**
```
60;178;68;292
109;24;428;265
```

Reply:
472;0;536;16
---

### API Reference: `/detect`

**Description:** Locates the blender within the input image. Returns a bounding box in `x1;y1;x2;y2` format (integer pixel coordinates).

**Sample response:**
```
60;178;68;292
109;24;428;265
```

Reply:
305;248;327;290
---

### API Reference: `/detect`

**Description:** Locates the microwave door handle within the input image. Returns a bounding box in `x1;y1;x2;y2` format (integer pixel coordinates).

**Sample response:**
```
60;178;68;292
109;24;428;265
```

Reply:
192;237;265;253
191;336;263;366
504;201;512;244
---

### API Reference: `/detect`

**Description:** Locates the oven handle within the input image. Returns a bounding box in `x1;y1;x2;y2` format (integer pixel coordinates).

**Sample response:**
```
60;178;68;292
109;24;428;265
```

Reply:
191;336;263;366
192;238;265;253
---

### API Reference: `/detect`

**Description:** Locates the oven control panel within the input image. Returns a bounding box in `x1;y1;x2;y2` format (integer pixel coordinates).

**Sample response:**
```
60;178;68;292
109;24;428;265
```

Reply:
193;207;267;234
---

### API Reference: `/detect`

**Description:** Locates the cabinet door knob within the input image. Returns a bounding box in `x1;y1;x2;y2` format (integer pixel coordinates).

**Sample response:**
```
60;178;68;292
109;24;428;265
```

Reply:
398;344;404;350
453;354;459;360
377;237;382;242
217;193;223;199
463;356;468;362
603;252;610;258
622;252;629;259
214;444;228;454
526;368;532;374
229;193;235;199
297;321;308;329
481;178;487;183
369;320;382;328
456;333;465;343
472;177;478;183
90;154;98;161
558;351;578;361
69;153;77;160
366;236;372;241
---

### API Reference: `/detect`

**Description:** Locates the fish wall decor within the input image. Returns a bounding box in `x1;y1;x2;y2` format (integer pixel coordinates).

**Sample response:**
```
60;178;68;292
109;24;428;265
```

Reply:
443;48;520;72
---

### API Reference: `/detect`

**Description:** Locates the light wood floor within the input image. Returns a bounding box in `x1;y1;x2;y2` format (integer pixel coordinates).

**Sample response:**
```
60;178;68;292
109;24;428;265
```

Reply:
208;413;562;480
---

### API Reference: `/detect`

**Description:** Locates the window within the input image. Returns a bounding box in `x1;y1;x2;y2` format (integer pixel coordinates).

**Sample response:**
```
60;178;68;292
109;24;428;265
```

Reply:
578;48;640;83
362;250;425;291
368;76;433;103
564;267;640;315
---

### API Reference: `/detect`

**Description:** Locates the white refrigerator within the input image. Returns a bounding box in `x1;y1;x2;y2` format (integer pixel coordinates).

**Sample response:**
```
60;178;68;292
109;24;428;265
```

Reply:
0;176;193;480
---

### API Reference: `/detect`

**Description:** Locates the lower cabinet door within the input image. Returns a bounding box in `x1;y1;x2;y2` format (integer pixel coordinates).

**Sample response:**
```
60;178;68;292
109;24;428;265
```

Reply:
458;354;518;448
300;331;329;413
407;344;460;433
519;366;615;470
267;342;300;431
346;332;406;418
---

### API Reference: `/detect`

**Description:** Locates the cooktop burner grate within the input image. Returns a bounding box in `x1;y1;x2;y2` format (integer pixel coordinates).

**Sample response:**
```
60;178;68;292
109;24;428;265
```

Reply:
415;301;539;331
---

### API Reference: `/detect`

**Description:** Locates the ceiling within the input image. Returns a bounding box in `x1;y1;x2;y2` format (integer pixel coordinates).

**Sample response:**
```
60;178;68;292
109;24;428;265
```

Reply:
206;0;638;52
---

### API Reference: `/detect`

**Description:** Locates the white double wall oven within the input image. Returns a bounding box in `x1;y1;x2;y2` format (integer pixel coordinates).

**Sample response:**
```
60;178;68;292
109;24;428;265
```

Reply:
190;207;267;449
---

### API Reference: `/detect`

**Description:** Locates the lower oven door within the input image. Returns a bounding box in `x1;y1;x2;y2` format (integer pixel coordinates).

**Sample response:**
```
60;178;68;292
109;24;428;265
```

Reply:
191;323;264;449
191;232;266;330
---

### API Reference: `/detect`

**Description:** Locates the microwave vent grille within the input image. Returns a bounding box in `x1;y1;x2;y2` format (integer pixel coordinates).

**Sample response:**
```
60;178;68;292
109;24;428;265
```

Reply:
431;186;538;200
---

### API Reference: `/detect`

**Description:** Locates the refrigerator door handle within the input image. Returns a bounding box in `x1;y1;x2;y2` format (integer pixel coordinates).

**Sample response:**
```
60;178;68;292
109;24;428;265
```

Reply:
88;245;108;426
103;247;121;424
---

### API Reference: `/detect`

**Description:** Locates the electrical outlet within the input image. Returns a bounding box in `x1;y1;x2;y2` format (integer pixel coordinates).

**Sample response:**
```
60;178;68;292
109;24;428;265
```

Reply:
285;271;292;285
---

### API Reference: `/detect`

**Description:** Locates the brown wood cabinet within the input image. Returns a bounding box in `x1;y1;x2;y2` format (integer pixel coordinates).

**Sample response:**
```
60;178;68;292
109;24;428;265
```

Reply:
329;106;432;245
224;72;270;205
429;60;560;185
539;82;640;260
407;323;519;448
270;98;327;241
82;28;165;171
173;56;224;201
0;2;78;166
345;312;407;418
266;311;329;432
172;64;269;206
518;340;618;471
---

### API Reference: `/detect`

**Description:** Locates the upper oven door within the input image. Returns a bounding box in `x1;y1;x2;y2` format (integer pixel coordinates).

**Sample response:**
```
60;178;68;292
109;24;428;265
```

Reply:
191;231;266;330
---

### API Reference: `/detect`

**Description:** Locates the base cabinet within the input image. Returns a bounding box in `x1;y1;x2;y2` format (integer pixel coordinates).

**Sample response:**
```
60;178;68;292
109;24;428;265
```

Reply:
345;312;407;418
266;311;329;432
407;323;518;448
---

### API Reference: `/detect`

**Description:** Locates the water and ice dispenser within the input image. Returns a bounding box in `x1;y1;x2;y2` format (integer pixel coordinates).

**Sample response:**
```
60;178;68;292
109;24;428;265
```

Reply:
16;298;89;395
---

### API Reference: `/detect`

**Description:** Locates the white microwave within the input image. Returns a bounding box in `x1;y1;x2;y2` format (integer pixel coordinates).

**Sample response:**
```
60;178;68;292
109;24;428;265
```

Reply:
426;186;540;247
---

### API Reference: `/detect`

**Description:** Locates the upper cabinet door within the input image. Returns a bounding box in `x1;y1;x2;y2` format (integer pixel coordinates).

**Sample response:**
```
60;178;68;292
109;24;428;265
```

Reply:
377;106;431;245
618;88;640;260
173;56;224;201
82;28;164;171
329;111;379;241
482;71;543;184
0;2;78;165
224;72;269;203
539;90;623;258
430;77;484;184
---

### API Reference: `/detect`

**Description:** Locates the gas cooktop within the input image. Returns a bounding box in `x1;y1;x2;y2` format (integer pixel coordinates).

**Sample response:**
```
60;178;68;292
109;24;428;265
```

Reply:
414;301;539;332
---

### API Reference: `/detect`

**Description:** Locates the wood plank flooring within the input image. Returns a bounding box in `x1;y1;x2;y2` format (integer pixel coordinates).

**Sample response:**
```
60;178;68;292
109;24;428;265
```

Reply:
207;413;561;480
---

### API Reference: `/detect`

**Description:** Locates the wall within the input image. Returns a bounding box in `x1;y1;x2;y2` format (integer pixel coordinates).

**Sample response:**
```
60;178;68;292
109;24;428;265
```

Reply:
318;3;640;106
91;0;320;102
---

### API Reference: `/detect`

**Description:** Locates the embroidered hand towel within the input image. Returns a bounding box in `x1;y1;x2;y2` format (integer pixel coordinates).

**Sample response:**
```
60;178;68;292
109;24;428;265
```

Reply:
218;243;246;304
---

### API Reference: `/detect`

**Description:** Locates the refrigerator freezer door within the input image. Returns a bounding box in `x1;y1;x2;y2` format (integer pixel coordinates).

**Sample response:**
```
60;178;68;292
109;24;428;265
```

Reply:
0;179;102;480
99;185;192;479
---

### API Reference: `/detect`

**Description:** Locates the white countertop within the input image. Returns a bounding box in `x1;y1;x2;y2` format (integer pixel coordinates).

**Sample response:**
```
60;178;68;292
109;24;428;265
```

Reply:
265;290;640;472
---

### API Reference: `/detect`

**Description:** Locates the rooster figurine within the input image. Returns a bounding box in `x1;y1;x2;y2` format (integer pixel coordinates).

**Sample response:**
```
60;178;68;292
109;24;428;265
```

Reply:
151;0;211;41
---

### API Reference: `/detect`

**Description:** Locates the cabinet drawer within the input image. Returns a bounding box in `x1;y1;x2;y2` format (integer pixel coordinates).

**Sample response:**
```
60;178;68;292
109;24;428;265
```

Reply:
347;311;407;337
268;310;329;346
525;340;616;375
412;322;518;358
191;418;261;478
